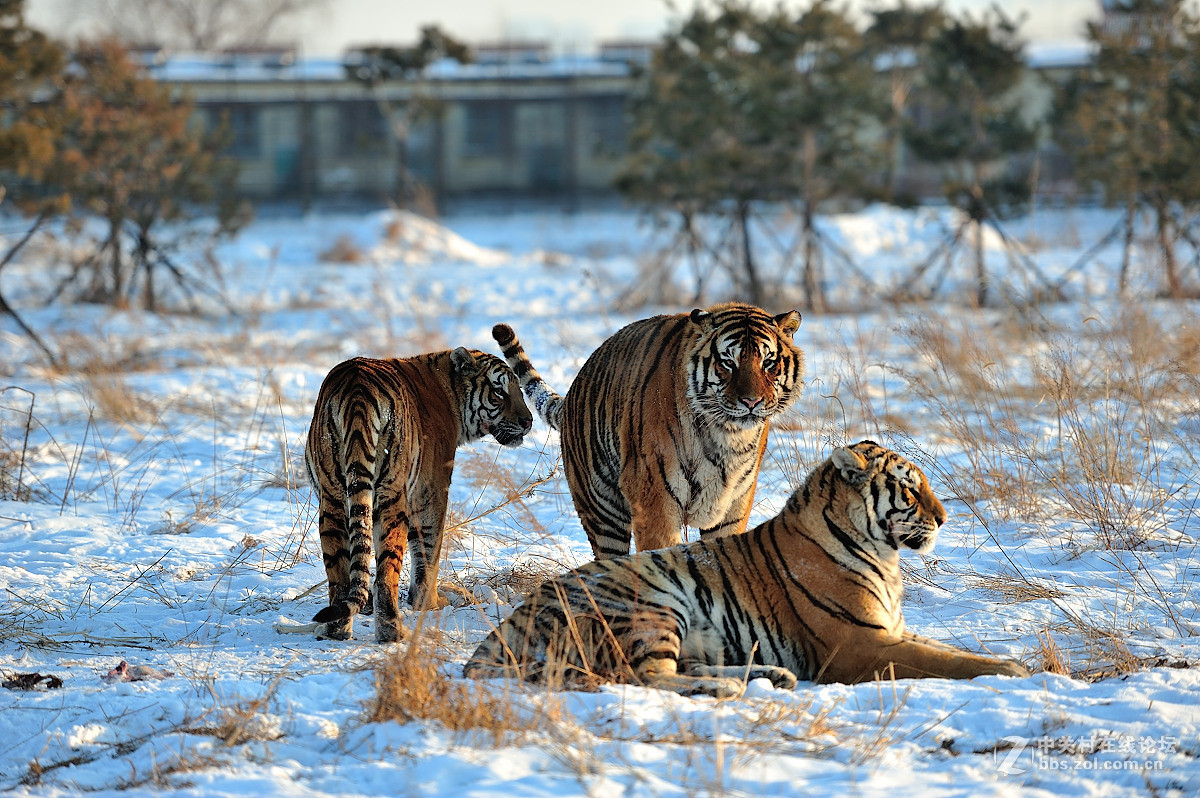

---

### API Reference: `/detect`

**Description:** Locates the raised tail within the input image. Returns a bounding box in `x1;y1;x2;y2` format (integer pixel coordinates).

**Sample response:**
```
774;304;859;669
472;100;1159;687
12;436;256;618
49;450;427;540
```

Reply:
492;324;565;431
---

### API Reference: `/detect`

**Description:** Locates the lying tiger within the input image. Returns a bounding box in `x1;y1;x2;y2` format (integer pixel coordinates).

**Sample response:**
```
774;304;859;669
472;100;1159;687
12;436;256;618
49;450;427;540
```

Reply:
464;440;1030;697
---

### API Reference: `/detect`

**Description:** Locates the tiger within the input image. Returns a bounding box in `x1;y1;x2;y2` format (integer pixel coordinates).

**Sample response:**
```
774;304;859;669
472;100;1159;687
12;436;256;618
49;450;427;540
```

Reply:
305;348;533;643
463;440;1031;697
492;301;804;559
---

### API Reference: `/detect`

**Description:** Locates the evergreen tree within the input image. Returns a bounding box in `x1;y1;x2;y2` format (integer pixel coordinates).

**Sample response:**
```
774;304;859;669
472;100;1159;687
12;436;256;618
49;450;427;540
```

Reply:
618;0;880;309
346;26;471;211
618;2;771;303
0;0;63;186
38;39;241;310
0;0;64;363
760;0;880;311
904;8;1038;306
1056;0;1200;296
863;1;947;204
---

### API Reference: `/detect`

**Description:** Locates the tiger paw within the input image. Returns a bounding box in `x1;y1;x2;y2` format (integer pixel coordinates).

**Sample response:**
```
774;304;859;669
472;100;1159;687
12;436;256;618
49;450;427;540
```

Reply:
374;618;408;643
316;621;353;641
436;582;477;608
993;659;1031;678
747;666;798;690
698;678;747;699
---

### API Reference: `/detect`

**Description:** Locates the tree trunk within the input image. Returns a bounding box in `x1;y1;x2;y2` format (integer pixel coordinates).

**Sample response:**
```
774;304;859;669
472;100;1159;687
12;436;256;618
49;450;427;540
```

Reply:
974;217;987;308
137;230;155;312
682;210;705;304
737;200;763;306
1119;200;1136;295
1156;198;1181;298
108;220;126;308
801;201;824;313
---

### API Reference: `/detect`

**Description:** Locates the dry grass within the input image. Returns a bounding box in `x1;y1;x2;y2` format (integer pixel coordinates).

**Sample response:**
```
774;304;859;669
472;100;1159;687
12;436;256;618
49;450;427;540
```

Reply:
367;620;563;745
1033;629;1071;676
318;234;367;264
966;571;1066;603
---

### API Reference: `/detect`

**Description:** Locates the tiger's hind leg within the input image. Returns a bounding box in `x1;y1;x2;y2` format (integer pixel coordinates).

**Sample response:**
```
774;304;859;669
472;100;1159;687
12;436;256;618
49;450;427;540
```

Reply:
404;477;452;612
371;501;413;644
817;631;1031;683
568;472;637;558
312;458;375;638
313;491;354;640
625;612;747;698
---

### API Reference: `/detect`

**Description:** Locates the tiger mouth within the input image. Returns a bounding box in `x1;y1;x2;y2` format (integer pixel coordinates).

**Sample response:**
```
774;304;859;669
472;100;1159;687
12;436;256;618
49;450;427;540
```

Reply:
489;424;528;447
720;402;772;422
890;523;939;553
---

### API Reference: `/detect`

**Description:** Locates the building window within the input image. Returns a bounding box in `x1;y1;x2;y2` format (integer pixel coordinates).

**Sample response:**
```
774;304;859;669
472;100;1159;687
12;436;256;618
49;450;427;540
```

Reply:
588;96;626;156
339;101;390;155
224;105;261;157
463;101;511;158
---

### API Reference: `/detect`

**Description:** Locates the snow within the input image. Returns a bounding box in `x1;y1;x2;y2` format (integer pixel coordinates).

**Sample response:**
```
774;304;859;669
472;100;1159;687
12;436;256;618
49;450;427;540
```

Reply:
1;203;1198;796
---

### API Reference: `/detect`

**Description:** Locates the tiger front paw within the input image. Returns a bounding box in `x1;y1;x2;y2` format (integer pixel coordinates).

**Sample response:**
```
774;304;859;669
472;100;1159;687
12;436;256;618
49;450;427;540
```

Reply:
747;665;799;690
993;659;1031;678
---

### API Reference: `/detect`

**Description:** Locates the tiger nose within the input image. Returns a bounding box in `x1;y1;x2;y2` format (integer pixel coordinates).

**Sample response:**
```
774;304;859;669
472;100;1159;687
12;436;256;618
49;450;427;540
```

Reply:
740;396;763;410
923;490;947;527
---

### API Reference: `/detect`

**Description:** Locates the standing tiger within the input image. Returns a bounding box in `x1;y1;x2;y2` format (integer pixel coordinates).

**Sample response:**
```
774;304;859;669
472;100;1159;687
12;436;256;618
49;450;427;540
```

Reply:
464;440;1030;697
305;348;533;643
492;302;804;559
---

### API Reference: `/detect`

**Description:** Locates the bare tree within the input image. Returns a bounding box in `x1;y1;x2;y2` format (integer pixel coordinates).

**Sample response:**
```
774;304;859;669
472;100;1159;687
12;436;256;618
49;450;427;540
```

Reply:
68;0;327;49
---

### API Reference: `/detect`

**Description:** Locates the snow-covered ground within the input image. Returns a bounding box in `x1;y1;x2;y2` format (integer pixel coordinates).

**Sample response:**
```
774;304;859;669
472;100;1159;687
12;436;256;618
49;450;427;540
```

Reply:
0;204;1197;796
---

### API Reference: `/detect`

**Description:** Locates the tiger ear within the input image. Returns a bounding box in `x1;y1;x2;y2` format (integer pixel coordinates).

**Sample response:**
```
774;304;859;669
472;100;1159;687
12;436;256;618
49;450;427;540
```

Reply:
688;308;712;330
774;310;801;338
450;347;479;375
831;446;869;486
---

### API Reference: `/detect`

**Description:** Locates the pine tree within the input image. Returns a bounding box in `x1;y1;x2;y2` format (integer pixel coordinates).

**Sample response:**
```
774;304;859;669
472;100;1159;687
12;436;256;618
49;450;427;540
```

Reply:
37;39;241;310
1056;0;1200;296
618;0;880;309
864;1;947;204
904;8;1038;306
617;2;770;303
0;0;63;185
0;0;64;363
759;0;880;311
346;26;471;211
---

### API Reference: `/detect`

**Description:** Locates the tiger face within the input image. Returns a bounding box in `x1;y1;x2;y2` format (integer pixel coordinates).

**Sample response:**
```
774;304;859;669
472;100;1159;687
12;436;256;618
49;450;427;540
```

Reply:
832;440;947;554
451;348;533;447
687;305;803;430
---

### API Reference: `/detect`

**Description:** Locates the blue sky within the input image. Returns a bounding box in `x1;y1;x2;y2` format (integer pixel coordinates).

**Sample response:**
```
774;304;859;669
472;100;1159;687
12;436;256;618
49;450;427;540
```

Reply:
28;0;1101;54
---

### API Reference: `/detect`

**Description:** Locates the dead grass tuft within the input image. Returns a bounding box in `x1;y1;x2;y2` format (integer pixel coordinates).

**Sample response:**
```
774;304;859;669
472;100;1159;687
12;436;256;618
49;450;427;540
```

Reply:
318;234;367;264
367;621;559;744
1034;629;1070;676
967;571;1066;603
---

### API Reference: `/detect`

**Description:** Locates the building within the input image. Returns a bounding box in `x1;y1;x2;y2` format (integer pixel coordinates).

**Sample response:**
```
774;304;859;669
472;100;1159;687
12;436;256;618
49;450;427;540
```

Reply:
149;35;1089;209
152;46;637;208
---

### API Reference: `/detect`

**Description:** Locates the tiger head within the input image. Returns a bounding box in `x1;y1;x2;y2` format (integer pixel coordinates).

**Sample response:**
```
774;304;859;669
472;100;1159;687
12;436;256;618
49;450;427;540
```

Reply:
450;348;534;447
687;303;804;430
830;440;947;554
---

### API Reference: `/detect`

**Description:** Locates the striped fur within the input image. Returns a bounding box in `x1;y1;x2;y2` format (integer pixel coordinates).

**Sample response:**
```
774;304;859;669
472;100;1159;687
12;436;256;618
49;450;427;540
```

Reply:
305;348;532;643
493;302;804;559
464;441;1030;697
